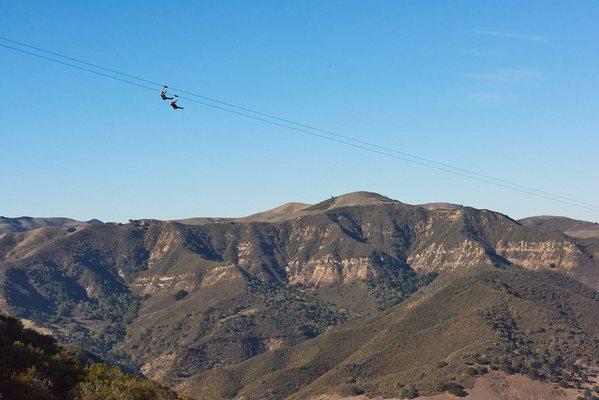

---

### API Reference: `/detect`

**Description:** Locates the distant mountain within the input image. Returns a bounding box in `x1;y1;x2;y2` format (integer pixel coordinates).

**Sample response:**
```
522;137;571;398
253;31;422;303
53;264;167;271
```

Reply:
1;192;598;399
0;216;102;234
520;215;599;239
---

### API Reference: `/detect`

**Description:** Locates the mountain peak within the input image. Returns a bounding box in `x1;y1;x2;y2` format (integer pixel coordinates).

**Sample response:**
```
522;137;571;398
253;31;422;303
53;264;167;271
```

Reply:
236;192;397;223
304;191;397;212
331;191;396;206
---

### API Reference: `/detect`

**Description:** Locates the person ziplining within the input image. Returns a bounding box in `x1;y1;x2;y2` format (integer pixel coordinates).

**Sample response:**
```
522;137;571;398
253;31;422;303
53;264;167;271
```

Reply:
160;85;173;100
170;95;184;110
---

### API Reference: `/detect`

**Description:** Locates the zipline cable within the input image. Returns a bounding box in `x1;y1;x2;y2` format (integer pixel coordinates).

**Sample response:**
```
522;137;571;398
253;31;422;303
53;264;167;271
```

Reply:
2;35;597;210
0;36;162;87
1;39;598;213
0;44;157;92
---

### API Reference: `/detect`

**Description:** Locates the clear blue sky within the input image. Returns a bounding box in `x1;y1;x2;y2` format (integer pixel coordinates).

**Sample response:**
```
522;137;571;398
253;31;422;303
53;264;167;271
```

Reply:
1;1;598;222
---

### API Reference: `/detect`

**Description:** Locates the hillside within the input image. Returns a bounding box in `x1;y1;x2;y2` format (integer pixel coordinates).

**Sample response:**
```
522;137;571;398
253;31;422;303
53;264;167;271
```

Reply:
520;215;599;239
177;268;599;400
0;193;597;393
0;313;186;400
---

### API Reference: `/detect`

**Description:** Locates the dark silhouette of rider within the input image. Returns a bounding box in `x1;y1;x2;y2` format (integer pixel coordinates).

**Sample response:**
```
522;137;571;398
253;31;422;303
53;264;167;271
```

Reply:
160;85;173;100
170;96;184;110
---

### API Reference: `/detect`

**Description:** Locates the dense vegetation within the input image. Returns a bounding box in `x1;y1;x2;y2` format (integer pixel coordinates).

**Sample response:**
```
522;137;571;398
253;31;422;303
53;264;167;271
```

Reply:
477;270;599;391
0;314;186;400
366;268;437;309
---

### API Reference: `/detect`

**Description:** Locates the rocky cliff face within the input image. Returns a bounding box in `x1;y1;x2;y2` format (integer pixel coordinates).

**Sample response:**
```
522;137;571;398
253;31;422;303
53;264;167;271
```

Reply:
0;194;596;386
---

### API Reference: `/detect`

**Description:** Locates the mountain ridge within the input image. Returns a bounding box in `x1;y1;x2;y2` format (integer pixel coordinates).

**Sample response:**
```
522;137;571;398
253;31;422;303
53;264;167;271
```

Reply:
1;192;598;399
8;192;598;238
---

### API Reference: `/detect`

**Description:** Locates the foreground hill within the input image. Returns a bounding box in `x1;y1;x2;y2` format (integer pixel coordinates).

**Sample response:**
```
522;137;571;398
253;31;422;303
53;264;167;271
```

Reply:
177;268;599;399
520;215;599;239
0;192;597;391
0;313;186;400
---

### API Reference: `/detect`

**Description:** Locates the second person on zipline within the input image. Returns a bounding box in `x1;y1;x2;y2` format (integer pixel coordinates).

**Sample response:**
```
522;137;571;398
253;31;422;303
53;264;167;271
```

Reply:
171;96;184;110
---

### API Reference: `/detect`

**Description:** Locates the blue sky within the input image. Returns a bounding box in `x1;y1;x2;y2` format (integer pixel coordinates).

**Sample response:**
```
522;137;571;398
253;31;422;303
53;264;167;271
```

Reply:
1;1;598;222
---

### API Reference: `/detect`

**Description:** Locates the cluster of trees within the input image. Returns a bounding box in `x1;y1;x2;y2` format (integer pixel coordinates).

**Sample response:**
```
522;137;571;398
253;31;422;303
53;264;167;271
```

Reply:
479;306;597;390
366;270;437;309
